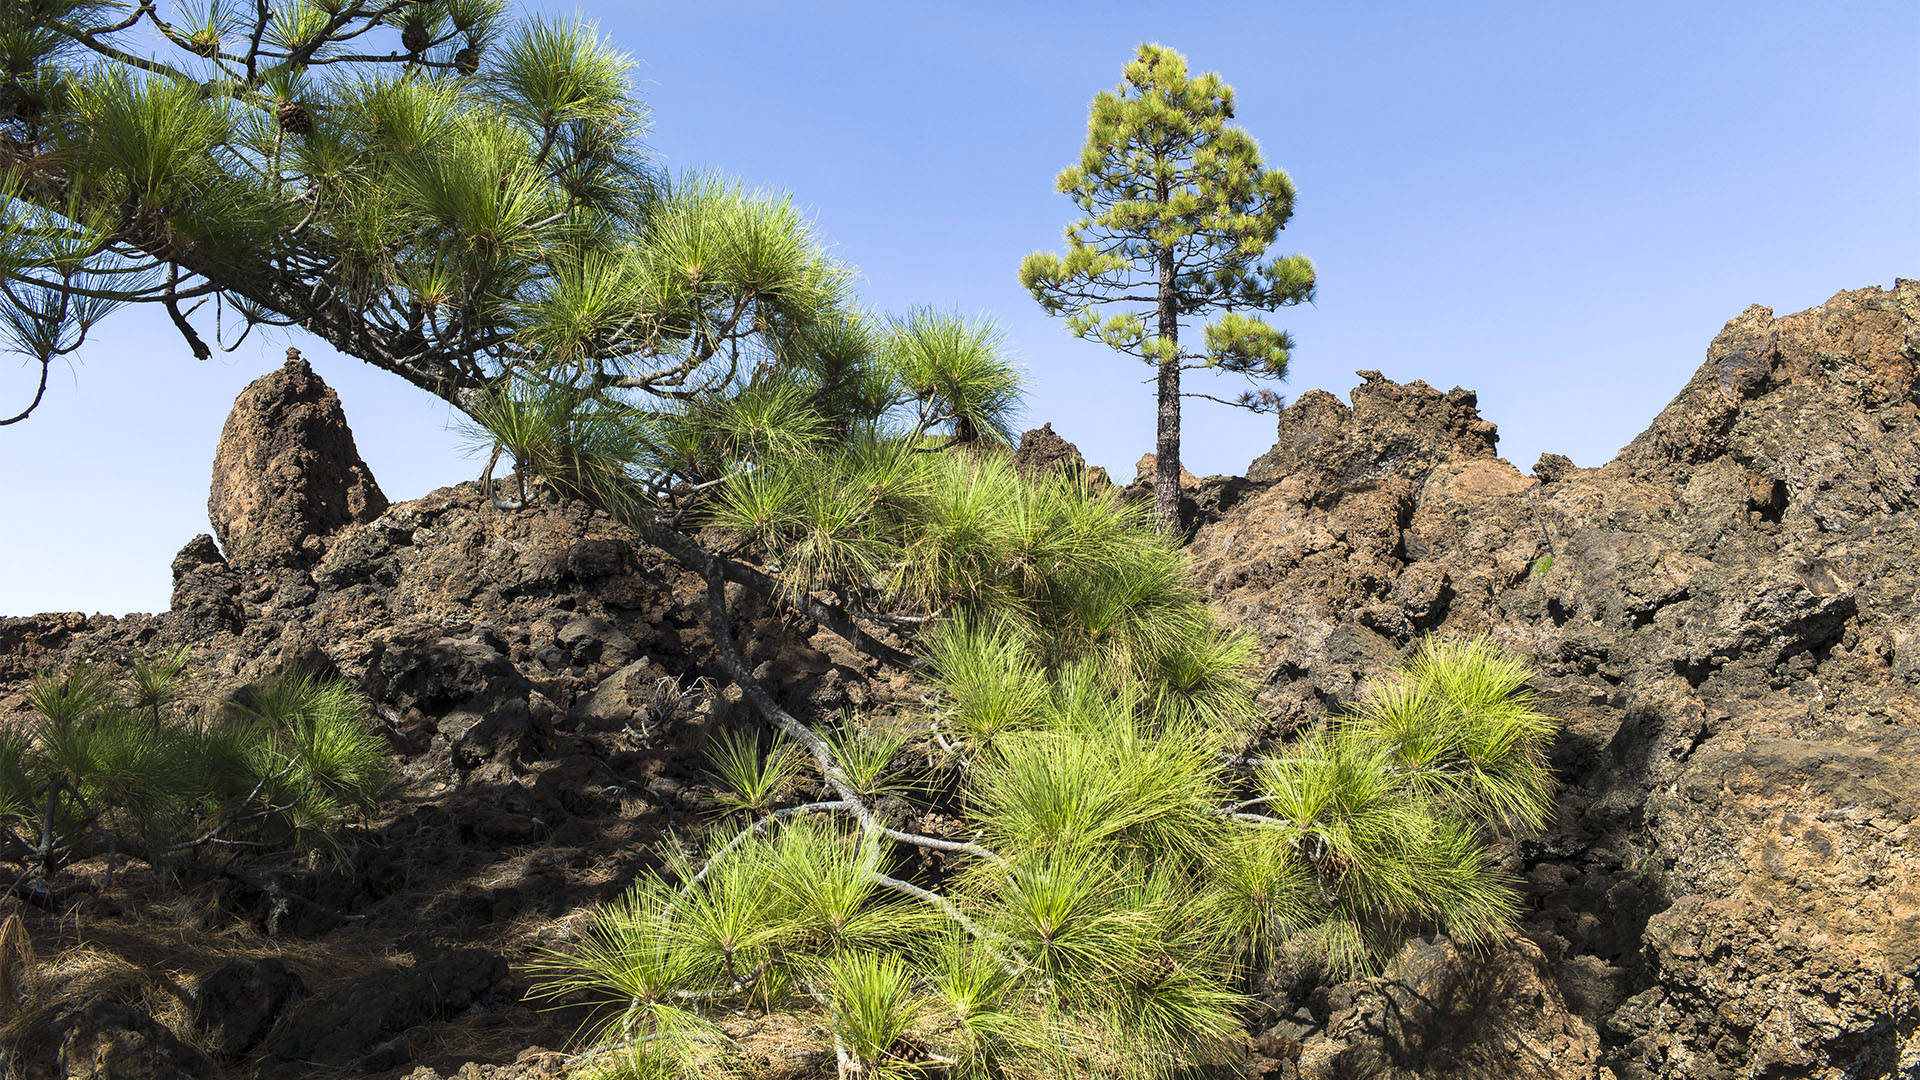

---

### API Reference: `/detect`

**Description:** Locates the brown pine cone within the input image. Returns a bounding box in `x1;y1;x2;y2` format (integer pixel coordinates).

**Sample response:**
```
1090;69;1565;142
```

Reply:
401;21;430;54
277;101;312;137
454;46;479;76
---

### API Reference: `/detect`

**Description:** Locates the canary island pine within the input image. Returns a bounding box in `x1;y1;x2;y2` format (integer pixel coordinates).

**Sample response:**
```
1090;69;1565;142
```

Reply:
1020;44;1316;532
0;661;392;885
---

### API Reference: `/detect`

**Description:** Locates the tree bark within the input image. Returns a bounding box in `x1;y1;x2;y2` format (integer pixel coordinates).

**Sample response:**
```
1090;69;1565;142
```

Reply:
1153;241;1181;534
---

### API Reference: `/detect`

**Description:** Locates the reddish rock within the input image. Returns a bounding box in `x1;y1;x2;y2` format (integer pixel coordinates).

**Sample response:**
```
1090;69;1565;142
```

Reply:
207;348;387;569
1197;282;1920;1079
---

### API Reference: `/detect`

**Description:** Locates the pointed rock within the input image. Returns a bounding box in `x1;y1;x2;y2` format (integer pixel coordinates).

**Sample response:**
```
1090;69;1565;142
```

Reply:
207;348;387;569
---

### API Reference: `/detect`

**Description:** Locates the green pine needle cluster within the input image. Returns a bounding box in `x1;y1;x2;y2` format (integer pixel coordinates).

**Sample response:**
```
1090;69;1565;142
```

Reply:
527;385;1557;1078
0;659;393;882
455;245;1560;1073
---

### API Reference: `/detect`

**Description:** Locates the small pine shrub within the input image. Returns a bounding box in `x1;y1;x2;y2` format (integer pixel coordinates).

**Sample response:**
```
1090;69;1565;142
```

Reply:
534;454;1557;1078
0;660;394;883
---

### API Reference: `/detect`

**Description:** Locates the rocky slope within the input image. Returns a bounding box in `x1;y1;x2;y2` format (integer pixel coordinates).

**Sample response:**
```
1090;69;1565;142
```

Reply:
1;283;1915;1078
1187;281;1919;1078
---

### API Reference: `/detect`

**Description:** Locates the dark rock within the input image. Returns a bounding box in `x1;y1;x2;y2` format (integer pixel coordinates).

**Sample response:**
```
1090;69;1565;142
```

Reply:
191;957;306;1058
568;658;666;732
1271;935;1608;1079
1198;282;1920;1079
170;533;224;576
58;1000;217;1080
167;533;243;637
207;348;387;570
1012;422;1087;478
272;948;508;1068
556;614;637;667
1534;453;1576;483
366;632;539;777
1245;375;1498;494
1607;894;1917;1079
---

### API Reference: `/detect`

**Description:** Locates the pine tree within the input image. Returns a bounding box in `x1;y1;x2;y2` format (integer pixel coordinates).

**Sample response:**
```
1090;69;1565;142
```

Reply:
1021;44;1317;532
1;661;392;885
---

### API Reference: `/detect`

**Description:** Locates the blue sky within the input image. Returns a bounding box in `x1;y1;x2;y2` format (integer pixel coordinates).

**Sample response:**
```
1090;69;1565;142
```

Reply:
2;1;1915;615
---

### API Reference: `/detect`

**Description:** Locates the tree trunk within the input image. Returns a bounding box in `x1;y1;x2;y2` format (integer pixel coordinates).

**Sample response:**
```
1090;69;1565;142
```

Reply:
1153;243;1181;534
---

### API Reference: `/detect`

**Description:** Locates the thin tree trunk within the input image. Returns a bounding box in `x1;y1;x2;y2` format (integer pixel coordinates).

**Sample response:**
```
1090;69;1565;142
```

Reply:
1153;242;1181;534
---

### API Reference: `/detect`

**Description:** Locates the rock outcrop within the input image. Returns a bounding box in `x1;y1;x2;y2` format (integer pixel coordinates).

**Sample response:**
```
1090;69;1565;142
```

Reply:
207;347;387;569
1012;422;1086;477
1194;281;1920;1078
2;282;1916;1079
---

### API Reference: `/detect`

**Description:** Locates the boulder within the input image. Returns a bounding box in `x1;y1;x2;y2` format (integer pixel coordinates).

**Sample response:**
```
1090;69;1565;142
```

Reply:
57;1000;216;1080
191;957;307;1059
1261;935;1610;1080
166;533;243;638
207;348;387;569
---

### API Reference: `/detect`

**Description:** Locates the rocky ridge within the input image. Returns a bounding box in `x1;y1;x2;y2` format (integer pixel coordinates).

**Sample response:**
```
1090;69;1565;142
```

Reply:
0;282;1916;1078
1185;281;1920;1078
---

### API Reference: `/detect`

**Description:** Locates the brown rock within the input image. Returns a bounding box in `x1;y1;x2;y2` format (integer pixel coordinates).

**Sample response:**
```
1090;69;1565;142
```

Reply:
1197;281;1920;1079
1131;452;1201;490
1280;935;1610;1080
1012;422;1087;478
58;1000;216;1080
1246;374;1499;496
207;348;387;569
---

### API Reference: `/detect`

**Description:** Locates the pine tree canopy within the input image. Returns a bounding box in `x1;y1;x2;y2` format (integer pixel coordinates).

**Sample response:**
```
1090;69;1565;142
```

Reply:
0;0;857;424
1020;43;1316;531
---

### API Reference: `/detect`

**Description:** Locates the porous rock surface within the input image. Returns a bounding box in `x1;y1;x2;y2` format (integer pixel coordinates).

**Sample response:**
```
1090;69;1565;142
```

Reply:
207;347;387;569
0;360;887;1077
1;282;1916;1078
1192;281;1920;1078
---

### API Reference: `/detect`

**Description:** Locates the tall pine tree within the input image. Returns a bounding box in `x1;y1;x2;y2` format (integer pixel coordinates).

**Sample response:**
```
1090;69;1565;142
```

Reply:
1021;44;1316;532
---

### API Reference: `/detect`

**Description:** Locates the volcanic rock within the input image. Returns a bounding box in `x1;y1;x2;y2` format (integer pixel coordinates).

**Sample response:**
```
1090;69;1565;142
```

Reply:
1198;281;1920;1078
57;1000;217;1080
270;949;508;1069
1013;422;1087;477
207;348;388;569
191;958;307;1059
1271;935;1611;1080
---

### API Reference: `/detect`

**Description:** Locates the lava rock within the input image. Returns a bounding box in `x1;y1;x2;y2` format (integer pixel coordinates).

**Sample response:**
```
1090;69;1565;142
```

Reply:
191;957;307;1058
271;949;509;1068
207;348;387;570
58;1000;217;1080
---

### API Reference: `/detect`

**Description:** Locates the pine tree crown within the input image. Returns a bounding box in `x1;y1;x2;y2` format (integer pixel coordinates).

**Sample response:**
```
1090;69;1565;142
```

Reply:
1020;43;1317;390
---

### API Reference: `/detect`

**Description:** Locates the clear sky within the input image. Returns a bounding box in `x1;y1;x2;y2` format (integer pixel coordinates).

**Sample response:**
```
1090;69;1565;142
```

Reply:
2;1;1915;616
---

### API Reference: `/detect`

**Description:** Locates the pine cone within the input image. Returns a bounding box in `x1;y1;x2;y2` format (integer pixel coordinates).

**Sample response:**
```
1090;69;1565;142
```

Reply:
277;101;312;137
401;20;430;54
454;46;479;76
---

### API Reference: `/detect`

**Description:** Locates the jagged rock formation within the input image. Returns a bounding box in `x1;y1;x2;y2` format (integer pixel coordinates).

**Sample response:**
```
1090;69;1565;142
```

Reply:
1012;421;1087;477
0;364;882;1077
1190;281;1920;1078
1;283;1916;1078
207;347;387;569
